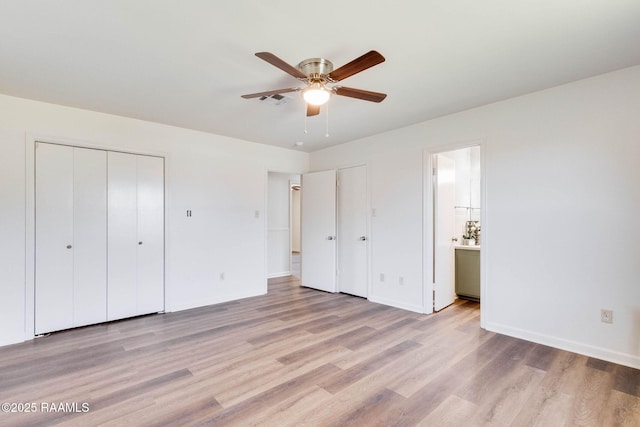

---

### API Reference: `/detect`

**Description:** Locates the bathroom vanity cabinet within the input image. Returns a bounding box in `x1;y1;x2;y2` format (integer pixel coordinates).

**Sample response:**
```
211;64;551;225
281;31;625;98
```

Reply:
455;247;480;301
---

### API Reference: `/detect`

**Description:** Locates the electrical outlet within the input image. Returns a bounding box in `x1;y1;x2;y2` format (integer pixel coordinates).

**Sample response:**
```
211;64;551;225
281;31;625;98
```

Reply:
220;272;225;281
399;277;404;286
379;273;385;282
601;309;613;324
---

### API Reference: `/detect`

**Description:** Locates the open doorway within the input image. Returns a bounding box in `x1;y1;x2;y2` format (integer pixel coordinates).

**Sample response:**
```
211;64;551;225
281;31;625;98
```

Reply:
267;172;301;280
290;180;301;278
431;146;481;312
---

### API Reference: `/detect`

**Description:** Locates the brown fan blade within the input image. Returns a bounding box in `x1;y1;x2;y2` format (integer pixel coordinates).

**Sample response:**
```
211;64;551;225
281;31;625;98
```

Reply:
334;86;387;103
241;87;300;99
306;104;320;117
255;52;307;79
328;50;385;82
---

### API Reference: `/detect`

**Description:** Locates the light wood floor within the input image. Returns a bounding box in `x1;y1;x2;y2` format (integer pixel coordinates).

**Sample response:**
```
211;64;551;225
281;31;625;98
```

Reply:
1;276;638;426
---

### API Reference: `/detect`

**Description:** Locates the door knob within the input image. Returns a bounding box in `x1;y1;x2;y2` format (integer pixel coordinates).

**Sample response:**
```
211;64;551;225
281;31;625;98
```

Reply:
138;241;143;245
327;236;335;240
451;237;458;242
66;244;72;249
359;236;367;241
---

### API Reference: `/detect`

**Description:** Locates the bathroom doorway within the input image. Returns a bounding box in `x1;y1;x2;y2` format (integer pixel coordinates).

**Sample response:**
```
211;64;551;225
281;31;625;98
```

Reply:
431;145;481;312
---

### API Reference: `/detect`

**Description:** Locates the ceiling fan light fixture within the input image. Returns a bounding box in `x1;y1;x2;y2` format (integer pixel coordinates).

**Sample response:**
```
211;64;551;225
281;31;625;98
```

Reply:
303;83;330;106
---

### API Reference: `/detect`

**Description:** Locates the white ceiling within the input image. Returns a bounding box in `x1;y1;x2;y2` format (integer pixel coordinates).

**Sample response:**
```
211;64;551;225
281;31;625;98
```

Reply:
1;1;639;152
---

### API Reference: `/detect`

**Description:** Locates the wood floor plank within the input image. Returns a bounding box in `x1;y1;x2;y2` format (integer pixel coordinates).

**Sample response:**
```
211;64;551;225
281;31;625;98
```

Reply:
415;394;478;427
197;363;341;426
0;275;637;426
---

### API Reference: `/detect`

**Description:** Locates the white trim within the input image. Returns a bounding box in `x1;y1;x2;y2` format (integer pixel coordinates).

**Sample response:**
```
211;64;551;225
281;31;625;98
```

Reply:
266;169;304;292
486;321;640;370
170;289;266;313
268;271;292;279
422;151;433;314
368;295;424;314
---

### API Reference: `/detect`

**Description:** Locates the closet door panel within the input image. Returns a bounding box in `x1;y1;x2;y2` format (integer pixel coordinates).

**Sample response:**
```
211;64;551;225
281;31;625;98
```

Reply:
35;143;74;334
107;152;138;320
136;155;165;313
73;148;107;326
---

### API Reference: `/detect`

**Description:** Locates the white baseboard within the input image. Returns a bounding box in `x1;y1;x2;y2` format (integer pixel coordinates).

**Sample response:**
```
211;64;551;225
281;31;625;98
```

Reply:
168;289;265;313
368;294;425;314
267;271;291;279
485;321;640;370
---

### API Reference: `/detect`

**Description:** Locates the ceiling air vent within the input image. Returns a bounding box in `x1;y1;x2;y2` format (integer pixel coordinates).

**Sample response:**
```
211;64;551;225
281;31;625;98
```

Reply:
258;93;291;106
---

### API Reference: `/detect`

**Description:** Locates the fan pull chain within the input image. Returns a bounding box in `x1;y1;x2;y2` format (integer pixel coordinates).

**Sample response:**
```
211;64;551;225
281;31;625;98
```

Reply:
325;101;330;138
304;106;308;134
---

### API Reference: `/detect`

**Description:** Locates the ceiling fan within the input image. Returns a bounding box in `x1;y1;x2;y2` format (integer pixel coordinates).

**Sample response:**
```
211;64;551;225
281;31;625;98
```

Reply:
241;50;387;116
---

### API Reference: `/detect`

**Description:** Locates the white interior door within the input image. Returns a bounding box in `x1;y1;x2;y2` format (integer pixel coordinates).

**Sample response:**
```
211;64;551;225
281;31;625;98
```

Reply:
338;166;368;297
35;143;74;334
108;152;164;320
434;154;457;311
35;144;107;334
108;151;139;320
73;147;107;326
301;170;336;292
136;155;165;314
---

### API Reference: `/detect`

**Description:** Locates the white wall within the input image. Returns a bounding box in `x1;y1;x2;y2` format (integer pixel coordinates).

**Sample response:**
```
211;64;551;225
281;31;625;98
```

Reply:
267;172;292;277
310;65;640;368
0;129;26;345
0;94;308;346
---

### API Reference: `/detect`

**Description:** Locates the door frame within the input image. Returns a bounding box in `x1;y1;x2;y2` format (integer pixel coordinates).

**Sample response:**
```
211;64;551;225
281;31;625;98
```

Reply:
25;133;170;339
423;140;487;327
264;169;304;289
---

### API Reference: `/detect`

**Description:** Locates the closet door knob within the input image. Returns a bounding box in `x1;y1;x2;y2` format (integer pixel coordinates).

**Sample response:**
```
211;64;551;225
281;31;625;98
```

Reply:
138;241;143;245
66;244;72;249
359;236;367;241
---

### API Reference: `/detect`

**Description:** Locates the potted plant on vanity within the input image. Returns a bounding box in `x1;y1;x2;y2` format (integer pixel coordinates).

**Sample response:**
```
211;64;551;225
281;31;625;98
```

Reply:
461;234;476;246
462;221;480;246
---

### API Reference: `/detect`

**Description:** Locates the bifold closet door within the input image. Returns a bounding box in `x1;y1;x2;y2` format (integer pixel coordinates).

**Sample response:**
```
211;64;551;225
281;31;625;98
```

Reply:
35;143;107;334
107;152;164;320
135;155;165;314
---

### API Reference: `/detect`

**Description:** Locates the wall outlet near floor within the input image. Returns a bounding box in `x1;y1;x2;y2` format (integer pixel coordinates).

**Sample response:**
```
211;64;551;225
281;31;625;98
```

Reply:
399;277;404;286
379;273;385;282
600;309;613;324
220;272;225;281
